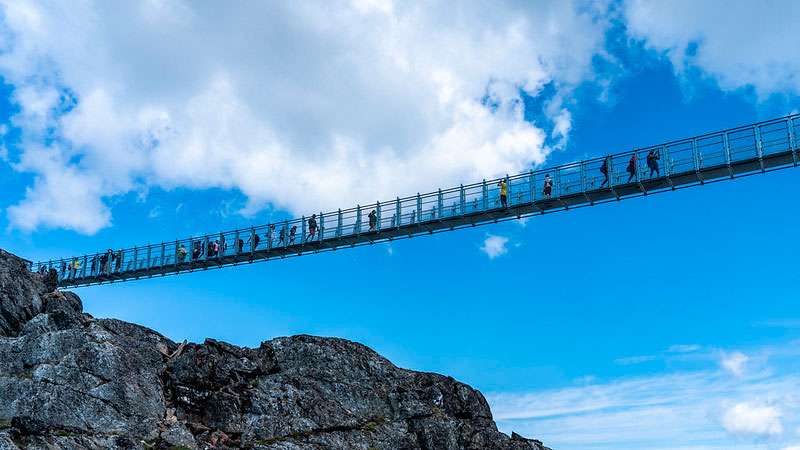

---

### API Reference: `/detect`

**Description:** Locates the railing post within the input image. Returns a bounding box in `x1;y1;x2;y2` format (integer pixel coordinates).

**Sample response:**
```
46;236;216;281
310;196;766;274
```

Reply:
301;216;306;243
337;209;342;238
754;125;765;171
250;227;256;254
234;231;240;255
356;205;362;234
82;255;87;279
160;242;165;268
788;117;797;166
319;212;325;241
132;247;138;271
146;245;151;270
416;193;422;223
395;198;401;228
722;132;733;178
284;221;289;248
692;138;702;182
202;237;209;261
174;241;179;267
437;189;443;219
459;185;465;214
376;201;381;231
218;233;224;258
482;181;488;210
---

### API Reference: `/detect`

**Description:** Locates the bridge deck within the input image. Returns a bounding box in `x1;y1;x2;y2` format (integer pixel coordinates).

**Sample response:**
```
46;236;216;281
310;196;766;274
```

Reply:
37;114;800;288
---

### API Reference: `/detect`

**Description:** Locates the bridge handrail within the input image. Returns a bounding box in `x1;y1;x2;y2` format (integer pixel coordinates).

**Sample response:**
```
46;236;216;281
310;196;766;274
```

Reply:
34;113;800;283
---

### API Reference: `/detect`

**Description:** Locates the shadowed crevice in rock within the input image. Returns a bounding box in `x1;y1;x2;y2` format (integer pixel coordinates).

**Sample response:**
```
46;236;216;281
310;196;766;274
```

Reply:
0;249;551;450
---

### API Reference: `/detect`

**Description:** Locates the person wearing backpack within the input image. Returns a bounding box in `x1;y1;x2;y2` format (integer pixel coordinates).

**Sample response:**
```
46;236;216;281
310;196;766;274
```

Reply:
627;153;638;182
368;210;378;231
543;174;553;198
647;149;661;177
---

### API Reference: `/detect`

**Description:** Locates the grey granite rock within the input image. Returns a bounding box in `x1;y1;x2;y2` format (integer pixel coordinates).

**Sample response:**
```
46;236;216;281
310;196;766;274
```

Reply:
0;249;551;450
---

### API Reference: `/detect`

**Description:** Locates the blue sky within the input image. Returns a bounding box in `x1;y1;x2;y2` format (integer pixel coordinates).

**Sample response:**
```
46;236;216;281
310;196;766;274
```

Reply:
1;1;800;449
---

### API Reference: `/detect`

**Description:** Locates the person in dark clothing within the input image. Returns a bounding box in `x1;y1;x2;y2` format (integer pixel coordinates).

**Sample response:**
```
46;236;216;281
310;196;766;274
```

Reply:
192;242;201;260
207;240;216;258
236;238;244;254
647;149;660;177
90;256;97;275
627;153;638;182
600;156;610;187
289;225;297;243
307;214;318;241
60;261;66;278
252;233;260;251
115;250;122;271
368;210;377;231
543;174;553;198
278;227;286;246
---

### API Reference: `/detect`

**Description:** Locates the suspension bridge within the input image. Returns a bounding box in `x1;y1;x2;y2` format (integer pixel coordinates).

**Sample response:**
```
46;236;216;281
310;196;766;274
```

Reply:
35;113;800;288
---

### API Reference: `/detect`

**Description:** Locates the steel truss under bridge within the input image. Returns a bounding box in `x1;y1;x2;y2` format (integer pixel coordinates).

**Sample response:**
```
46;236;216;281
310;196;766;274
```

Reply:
35;113;800;288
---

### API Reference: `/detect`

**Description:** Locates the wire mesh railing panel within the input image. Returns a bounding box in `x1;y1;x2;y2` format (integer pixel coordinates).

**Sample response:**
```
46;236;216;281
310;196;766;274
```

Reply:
759;120;791;156
727;128;757;161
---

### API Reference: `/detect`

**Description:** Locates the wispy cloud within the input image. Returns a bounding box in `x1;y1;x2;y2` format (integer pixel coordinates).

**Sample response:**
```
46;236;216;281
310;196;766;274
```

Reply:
487;341;800;450
721;351;750;377
614;355;657;365
668;344;701;354
480;234;510;259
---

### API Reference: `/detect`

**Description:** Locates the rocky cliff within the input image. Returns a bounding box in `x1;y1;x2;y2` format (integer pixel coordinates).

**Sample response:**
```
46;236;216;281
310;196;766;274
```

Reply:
0;249;550;450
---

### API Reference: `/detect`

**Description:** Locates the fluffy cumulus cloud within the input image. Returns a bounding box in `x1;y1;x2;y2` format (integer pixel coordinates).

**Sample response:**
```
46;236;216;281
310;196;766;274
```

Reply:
480;234;510;259
721;402;783;437
624;0;800;97
0;0;611;234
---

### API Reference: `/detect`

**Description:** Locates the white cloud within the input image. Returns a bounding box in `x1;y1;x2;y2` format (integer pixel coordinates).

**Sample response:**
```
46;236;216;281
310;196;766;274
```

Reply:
614;355;657;365
721;351;749;377
487;343;800;450
721;402;783;436
480;234;509;259
624;0;800;98
668;344;701;354
0;0;611;234
783;446;800;450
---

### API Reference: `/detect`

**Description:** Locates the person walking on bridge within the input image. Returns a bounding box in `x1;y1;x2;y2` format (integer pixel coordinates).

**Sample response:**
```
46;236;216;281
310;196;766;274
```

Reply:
600;156;610;187
267;224;275;248
289;225;297;244
307;214;318;241
177;244;187;262
627;153;638;182
647;149;660;177
498;179;508;208
368;210;378;231
543;174;553;198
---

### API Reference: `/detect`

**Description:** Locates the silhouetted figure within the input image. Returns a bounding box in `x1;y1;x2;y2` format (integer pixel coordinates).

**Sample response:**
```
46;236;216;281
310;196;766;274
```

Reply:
543;174;553;198
647;149;660;177
115;250;122;271
600;156;610;187
278;227;286;246
289;225;297;243
368;210;377;231
627;153;637;182
307;214;318;241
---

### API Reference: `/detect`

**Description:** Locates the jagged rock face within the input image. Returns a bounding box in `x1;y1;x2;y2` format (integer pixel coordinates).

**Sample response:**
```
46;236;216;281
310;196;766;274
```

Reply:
0;249;550;450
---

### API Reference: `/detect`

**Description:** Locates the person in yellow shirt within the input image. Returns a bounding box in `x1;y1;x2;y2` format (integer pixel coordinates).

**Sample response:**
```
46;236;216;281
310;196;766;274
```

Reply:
497;179;508;208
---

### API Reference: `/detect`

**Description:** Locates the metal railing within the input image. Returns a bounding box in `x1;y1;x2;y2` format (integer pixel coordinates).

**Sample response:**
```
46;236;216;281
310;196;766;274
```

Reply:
34;113;800;287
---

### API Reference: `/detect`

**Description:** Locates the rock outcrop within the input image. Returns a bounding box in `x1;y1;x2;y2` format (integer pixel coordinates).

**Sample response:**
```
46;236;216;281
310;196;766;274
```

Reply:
0;249;550;450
